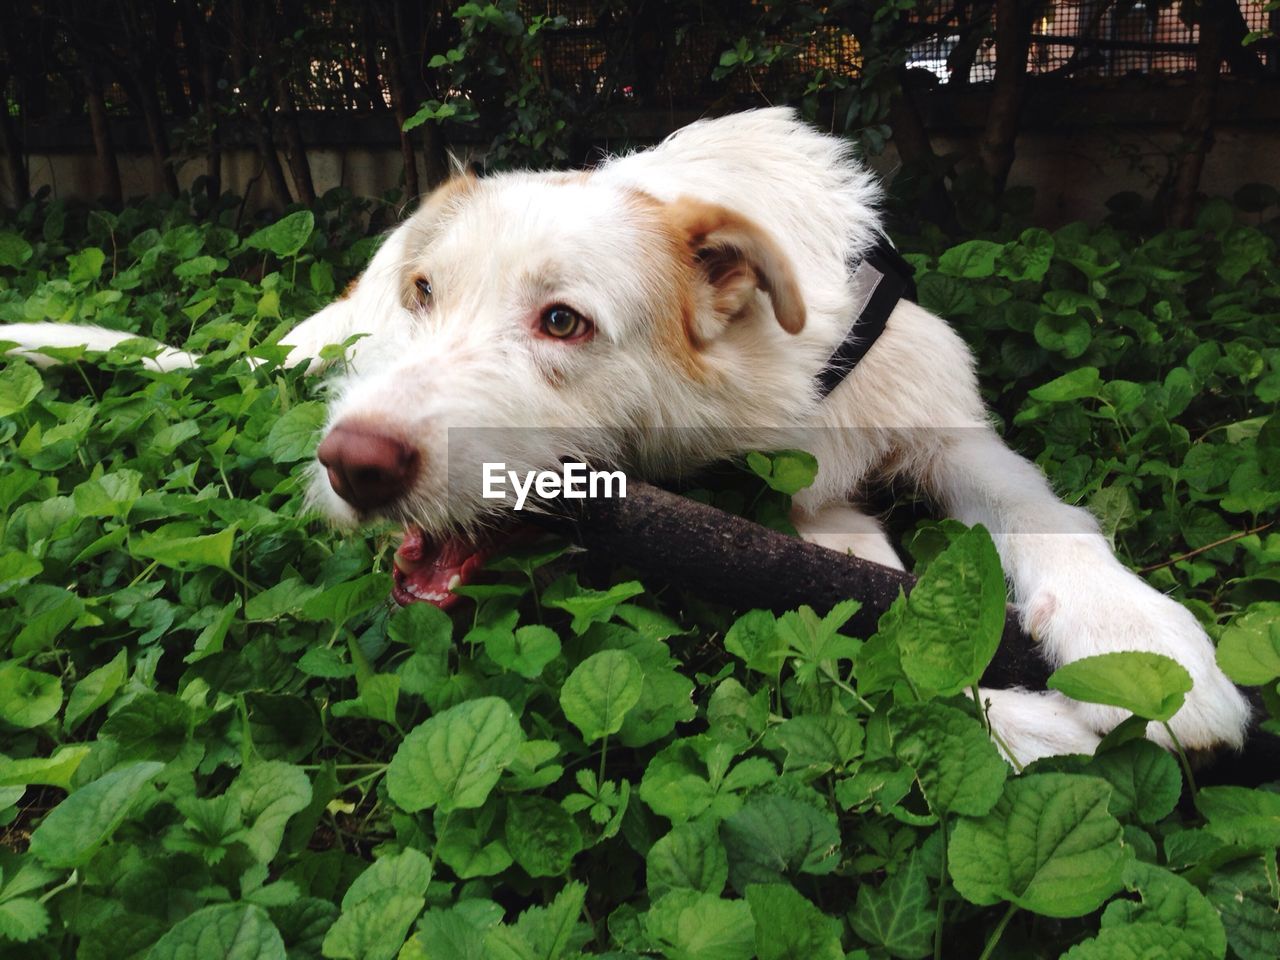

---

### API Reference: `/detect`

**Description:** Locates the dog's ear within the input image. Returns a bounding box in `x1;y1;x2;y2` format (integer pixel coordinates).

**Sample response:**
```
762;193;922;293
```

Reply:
670;198;805;341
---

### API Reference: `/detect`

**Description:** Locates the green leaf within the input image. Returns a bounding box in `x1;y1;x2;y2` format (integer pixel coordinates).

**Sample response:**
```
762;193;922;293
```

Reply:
386;697;523;813
0;745;90;789
265;401;327;463
543;578;645;634
1216;604;1280;685
485;881;586;960
12;587;84;656
148;903;286;960
1048;651;1192;722
0;361;42;417
948;772;1125;918
647;820;729;898
243;210;315;258
323;849;431;960
1035;313;1092;358
484;623;561;678
1028;367;1102;403
1197;786;1280;848
1083;739;1181;824
504;795;583;878
131;525;236;571
890;525;1006;696
559;649;644;743
0;898;50;943
73;469;143;519
0;231;34;268
644;891;755;960
234;761;313;862
768;713;864;773
746;883;843;960
849;851;934;959
1205;856;1280;960
891;701;1007;816
1101;861;1227;960
1060;923;1199;960
67;247;106;284
938;239;1003;278
721;795;841;892
0;662;62;728
745;449;818;495
724;609;786;675
28;761;164;867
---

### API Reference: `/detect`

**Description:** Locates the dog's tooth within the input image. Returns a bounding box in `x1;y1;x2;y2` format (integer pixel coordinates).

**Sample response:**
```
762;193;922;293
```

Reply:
447;574;461;592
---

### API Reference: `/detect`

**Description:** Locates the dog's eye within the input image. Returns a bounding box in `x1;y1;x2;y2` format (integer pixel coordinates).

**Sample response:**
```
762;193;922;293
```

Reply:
414;277;433;304
540;305;589;340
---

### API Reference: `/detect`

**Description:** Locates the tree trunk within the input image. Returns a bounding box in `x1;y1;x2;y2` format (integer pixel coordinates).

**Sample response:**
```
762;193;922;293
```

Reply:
1167;0;1227;227
178;0;223;202
134;80;180;197
273;70;316;205
83;57;123;204
888;66;960;234
378;4;420;198
393;0;450;188
0;64;29;206
977;0;1038;192
229;0;292;209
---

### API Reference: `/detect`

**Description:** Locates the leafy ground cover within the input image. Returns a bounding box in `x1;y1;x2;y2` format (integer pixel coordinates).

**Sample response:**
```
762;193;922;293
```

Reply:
0;186;1278;959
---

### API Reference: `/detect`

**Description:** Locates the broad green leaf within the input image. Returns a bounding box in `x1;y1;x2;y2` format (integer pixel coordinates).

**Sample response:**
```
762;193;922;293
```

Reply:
0;898;50;943
644;891;755;960
1197;786;1280;848
0;745;90;789
746;883;843;960
618;665;696;748
484;623;561;678
436;815;513;879
1084;739;1181;823
1048;651;1193;722
745;449;818;495
768;713;864;773
0;662;62;728
67;247;106;284
243;210;315;258
1101;861;1227;960
99;692;193;763
542;578;645;634
1029;367;1103;403
323;849;431;960
148;903;286;960
1205;856;1280;960
647;820;729;898
28;761;164;867
724;609;786;675
234;761;313;862
891;525;1006;696
849;851;934;959
265;401;326;463
948;773;1125;917
1060;923;1199;960
72;469;142;519
1216;604;1280;685
485;881;586;960
12;587;84;656
0;360;42;417
131;525;236;571
0;231;34;268
505;795;583;877
721;795;841;892
386;697;523;813
559;649;644;743
938;239;1002;278
891;701;1007;817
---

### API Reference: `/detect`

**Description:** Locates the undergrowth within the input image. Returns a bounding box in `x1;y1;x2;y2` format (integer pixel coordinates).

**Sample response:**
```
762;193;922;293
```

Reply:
0;185;1277;959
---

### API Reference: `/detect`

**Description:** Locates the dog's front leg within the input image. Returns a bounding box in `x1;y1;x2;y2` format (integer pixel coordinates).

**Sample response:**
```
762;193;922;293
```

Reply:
919;426;1250;753
789;501;905;570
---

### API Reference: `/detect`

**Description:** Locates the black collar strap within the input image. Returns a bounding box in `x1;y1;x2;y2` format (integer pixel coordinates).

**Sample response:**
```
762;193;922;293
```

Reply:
815;233;917;399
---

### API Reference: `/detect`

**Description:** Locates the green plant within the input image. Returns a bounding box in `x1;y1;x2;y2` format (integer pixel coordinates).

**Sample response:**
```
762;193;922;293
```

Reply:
0;186;1277;958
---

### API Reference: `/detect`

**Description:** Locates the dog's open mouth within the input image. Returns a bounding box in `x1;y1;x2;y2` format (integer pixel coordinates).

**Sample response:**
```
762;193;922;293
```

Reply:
392;526;503;608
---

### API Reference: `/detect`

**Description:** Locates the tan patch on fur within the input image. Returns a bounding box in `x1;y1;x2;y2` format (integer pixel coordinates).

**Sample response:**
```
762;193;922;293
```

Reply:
399;174;481;306
623;189;707;381
664;196;806;337
340;272;363;300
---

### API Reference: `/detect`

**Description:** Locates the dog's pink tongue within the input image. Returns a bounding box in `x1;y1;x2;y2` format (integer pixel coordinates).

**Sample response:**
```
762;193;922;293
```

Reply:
392;526;488;609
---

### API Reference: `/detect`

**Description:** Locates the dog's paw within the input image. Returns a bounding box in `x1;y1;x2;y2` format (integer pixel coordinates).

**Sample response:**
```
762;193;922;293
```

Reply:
1024;568;1250;753
982;689;1102;766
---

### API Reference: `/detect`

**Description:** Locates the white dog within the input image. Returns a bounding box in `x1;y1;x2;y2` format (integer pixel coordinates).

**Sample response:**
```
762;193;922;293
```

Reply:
2;109;1249;764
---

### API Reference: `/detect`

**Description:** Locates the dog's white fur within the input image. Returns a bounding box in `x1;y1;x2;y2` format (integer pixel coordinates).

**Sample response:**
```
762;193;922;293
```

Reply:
2;109;1249;764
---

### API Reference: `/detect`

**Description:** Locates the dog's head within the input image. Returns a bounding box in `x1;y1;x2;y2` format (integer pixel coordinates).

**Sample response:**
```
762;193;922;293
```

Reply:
307;166;820;606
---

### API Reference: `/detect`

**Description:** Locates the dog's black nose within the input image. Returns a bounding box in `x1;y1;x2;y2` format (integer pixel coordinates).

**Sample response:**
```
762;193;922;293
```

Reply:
316;420;419;512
